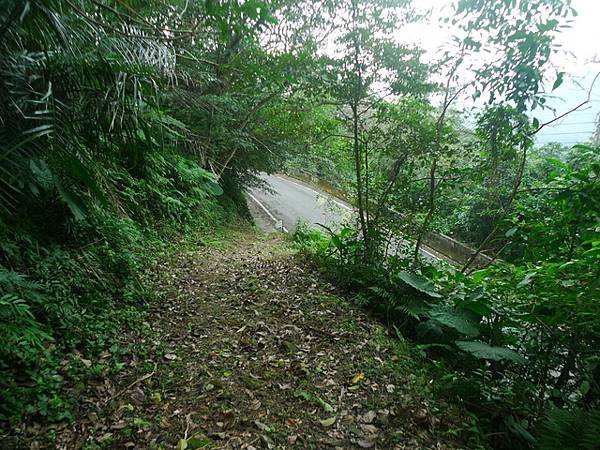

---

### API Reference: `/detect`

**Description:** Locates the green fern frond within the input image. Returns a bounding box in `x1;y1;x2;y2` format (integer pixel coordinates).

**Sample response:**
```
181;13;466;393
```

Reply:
537;407;600;450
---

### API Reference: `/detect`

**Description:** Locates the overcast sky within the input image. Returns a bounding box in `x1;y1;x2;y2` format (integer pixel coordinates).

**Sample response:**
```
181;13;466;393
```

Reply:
403;0;600;145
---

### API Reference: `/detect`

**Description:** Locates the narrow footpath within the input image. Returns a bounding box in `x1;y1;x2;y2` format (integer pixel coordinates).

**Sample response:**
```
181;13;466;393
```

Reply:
19;232;469;449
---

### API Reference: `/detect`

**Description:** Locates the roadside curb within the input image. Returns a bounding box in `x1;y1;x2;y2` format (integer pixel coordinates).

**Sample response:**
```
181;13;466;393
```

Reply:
246;192;288;233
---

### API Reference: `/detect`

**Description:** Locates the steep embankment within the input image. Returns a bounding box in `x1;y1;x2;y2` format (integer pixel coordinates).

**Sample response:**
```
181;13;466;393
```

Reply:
8;231;469;449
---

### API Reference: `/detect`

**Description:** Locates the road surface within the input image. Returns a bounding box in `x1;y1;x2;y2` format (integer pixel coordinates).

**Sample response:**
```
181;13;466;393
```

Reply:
247;174;449;263
247;174;353;232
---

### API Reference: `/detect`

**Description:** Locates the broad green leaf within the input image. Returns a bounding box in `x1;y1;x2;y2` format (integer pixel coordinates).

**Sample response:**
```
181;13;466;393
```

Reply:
295;390;333;412
62;155;107;206
397;272;441;298
205;180;224;196
470;270;488;283
504;415;536;444
187;435;213;449
429;309;480;337
55;179;87;220
546;157;568;169
517;272;536;288
552;72;564;91
29;159;54;191
460;300;493;317
580;380;591;395
296;390;311;401
416;319;445;341
456;341;527;364
317;396;334;413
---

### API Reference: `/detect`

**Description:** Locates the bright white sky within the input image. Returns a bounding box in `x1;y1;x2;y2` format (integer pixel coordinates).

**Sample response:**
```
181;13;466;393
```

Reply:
402;0;600;145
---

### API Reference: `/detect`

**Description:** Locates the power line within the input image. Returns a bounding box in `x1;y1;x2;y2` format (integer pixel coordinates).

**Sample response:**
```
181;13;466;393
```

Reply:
536;142;591;146
546;121;596;126
537;143;591;146
538;131;594;136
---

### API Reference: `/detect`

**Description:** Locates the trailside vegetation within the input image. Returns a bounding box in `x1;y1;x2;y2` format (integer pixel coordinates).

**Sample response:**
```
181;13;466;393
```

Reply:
0;0;308;423
1;0;598;449
290;1;600;449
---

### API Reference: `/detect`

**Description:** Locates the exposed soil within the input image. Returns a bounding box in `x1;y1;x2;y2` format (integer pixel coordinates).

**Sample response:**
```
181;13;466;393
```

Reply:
10;231;469;449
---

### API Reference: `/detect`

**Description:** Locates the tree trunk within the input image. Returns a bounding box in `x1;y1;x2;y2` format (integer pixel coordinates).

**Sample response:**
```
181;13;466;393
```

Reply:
352;101;369;254
413;158;437;264
462;143;529;272
350;0;369;256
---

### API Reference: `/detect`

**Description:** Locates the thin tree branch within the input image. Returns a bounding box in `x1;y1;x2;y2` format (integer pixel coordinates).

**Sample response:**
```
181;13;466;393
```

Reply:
532;71;600;135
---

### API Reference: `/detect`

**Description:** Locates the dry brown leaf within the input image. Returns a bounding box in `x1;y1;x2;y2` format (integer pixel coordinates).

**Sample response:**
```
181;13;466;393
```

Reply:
357;437;376;448
362;411;377;424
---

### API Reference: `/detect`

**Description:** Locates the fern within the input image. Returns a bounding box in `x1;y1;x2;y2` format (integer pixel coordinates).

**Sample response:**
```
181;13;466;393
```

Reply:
0;267;44;302
537;407;600;450
367;286;428;320
0;293;52;359
368;285;396;303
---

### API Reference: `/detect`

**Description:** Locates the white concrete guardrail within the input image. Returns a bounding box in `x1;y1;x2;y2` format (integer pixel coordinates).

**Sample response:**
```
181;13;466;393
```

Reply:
286;172;493;269
423;232;492;269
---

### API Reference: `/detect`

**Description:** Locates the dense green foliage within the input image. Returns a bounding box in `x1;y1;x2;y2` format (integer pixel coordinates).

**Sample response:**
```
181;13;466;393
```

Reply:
295;142;599;448
0;0;298;423
2;0;598;448
288;1;599;449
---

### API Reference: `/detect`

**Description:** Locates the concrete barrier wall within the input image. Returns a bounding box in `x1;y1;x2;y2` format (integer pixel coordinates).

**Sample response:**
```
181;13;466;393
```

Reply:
285;173;494;268
424;232;492;268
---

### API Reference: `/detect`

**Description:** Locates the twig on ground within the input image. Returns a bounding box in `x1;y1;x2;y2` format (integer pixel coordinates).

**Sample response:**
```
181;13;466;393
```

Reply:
104;363;158;405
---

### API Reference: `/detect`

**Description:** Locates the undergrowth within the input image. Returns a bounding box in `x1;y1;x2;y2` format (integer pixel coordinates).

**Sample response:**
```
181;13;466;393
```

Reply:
292;215;600;450
0;151;247;426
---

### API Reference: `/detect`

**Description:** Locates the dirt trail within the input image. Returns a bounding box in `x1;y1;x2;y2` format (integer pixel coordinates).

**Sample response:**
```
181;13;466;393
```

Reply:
21;232;467;449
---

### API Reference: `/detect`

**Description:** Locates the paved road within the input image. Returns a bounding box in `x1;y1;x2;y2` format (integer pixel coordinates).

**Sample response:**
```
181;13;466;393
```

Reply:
247;174;448;263
247;174;353;232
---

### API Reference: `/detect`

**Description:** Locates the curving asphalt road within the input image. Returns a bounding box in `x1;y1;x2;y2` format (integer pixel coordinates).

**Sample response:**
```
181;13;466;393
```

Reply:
246;173;448;263
247;174;353;232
